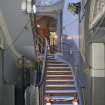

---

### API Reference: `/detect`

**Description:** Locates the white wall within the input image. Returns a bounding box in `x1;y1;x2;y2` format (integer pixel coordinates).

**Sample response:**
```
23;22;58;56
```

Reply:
0;0;35;60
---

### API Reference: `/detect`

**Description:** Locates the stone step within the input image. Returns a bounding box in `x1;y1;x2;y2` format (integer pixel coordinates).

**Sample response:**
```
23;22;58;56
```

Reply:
46;80;75;85
46;84;76;87
47;58;56;60
47;65;69;67
46;90;77;96
47;61;64;64
51;96;74;99
47;63;69;67
47;71;72;73
47;67;70;69
46;75;73;77
47;69;71;71
47;54;54;55
46;75;74;80
51;104;73;105
47;63;68;65
50;96;74;104
46;84;76;90
47;71;72;75
51;99;72;104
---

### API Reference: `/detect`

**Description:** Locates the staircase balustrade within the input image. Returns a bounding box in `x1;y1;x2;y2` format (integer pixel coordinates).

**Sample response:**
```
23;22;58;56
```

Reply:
61;41;86;105
35;37;48;105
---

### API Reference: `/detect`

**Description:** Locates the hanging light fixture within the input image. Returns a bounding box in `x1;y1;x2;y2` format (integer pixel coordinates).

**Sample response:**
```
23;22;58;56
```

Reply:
32;4;37;13
21;0;36;14
21;1;27;12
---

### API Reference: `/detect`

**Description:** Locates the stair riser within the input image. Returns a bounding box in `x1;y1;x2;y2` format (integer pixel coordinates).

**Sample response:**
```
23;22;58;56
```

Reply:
47;65;69;67
52;104;72;105
47;58;54;60
47;69;71;71
46;87;76;90
51;101;72;104
47;69;71;72
47;61;64;64
47;67;70;69
47;72;72;75
46;77;74;80
46;81;75;84
46;92;77;96
47;56;54;57
47;59;55;60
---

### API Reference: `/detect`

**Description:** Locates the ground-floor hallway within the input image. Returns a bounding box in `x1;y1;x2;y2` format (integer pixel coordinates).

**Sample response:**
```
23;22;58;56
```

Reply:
0;0;105;105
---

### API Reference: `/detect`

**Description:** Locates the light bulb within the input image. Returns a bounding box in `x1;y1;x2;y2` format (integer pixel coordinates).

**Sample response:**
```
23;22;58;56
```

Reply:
33;4;37;13
67;36;73;40
37;24;40;28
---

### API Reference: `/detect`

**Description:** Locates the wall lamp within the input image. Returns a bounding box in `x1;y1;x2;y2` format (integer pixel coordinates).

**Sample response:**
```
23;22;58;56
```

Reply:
66;36;73;40
37;24;41;28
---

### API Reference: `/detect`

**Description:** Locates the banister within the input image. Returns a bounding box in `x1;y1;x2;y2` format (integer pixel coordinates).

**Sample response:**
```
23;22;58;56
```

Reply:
36;37;48;105
75;69;86;105
61;41;86;105
39;38;48;86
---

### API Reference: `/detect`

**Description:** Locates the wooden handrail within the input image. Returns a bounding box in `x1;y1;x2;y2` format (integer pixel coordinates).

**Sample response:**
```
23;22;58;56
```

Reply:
39;38;48;85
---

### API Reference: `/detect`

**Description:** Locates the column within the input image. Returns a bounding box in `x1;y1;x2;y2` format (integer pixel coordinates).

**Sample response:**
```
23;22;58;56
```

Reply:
90;43;105;105
57;10;62;52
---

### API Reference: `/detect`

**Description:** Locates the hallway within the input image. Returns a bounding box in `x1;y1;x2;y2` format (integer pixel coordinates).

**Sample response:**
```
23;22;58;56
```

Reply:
0;0;105;105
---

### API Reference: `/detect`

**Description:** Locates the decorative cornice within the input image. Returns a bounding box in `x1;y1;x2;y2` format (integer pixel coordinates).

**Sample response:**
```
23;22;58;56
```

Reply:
89;0;105;29
36;1;64;13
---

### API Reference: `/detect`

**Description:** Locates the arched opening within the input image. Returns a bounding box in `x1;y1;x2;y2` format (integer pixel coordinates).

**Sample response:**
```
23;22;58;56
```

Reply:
36;16;57;53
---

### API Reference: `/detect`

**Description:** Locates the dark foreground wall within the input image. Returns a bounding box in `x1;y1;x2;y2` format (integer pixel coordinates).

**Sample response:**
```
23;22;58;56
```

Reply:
0;48;21;105
0;48;16;105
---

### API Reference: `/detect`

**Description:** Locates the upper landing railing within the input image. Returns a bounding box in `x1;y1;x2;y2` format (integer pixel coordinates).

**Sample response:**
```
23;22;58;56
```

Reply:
34;37;48;105
61;40;86;105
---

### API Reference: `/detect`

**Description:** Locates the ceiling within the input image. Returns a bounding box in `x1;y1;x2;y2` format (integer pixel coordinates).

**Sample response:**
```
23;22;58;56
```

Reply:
0;0;64;60
36;0;63;6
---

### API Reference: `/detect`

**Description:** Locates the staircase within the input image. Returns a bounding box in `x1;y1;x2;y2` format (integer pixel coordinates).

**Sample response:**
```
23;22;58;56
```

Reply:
44;55;78;105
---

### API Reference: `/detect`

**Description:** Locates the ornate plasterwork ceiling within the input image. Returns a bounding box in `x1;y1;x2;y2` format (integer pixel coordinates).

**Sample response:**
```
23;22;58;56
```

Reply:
36;0;62;6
